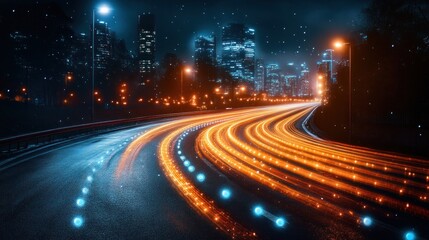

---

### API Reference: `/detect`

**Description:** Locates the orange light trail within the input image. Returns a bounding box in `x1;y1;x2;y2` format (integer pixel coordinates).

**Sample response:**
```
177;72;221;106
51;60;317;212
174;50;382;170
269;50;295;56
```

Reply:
117;111;260;239
117;102;429;238
196;103;429;221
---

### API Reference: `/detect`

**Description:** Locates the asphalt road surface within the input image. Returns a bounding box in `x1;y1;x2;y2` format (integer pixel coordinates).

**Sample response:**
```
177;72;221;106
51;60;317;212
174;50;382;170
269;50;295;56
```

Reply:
1;102;428;239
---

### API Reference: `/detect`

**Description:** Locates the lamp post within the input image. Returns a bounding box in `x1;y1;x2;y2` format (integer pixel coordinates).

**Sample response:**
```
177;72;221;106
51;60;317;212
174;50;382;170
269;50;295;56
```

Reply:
92;4;111;122
334;41;352;142
180;67;192;102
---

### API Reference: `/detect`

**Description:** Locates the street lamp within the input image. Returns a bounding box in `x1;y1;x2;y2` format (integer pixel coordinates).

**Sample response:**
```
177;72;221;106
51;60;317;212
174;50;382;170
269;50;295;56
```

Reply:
180;67;192;101
92;4;111;122
334;41;352;142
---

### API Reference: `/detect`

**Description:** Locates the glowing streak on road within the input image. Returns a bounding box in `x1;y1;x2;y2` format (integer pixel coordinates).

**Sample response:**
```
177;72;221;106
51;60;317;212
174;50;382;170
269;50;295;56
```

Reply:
117;111;260;238
246;109;429;215
118;102;428;238
196;103;429;221
158;124;255;238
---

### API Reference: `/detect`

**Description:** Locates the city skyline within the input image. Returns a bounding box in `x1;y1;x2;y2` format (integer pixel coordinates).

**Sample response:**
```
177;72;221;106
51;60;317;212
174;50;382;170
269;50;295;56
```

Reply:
1;0;370;65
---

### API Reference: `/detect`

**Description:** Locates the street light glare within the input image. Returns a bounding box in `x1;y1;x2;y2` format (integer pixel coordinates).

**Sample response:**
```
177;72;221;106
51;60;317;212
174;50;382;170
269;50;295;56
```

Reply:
334;42;343;48
184;67;192;73
98;5;111;15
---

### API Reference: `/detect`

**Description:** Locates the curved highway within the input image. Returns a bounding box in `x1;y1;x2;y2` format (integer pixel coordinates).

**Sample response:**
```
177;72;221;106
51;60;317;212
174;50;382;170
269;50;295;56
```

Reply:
1;102;428;239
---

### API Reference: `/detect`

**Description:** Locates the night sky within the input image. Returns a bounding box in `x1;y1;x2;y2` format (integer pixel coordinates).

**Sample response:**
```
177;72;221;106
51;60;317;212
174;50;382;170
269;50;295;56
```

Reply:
6;0;371;65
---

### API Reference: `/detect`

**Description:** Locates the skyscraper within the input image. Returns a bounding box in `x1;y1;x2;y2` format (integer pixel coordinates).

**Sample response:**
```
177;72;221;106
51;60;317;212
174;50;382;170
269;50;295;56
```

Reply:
195;35;216;69
221;23;255;87
255;59;265;92
71;33;90;104
194;35;216;95
321;49;335;84
265;64;281;96
300;66;311;97
243;27;255;85
137;13;156;87
93;20;111;71
91;19;112;97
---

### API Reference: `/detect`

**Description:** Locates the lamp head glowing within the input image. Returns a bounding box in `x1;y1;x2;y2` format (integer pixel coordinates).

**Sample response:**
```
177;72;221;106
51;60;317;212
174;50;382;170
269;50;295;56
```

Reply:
334;42;344;48
184;67;192;73
98;4;111;15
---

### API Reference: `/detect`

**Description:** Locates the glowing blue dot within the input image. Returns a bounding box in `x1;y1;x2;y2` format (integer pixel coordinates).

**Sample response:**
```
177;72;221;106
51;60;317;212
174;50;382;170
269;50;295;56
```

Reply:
82;187;89;194
92;168;96;172
184;160;190;167
362;217;372;227
196;173;205;182
73;216;84;228
188;166;195;172
76;198;85;207
254;206;264;216
275;217;286;227
405;231;416;240
87;176;93;182
221;188;231;199
178;151;182;154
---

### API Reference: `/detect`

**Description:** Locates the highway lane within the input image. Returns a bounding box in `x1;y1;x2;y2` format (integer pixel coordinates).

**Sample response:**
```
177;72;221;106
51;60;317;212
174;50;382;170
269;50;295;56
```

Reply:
1;102;428;239
0;121;224;239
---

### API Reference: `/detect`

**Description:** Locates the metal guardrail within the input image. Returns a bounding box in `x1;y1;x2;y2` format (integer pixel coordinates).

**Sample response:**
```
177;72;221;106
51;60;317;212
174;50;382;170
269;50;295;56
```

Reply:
0;110;216;155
